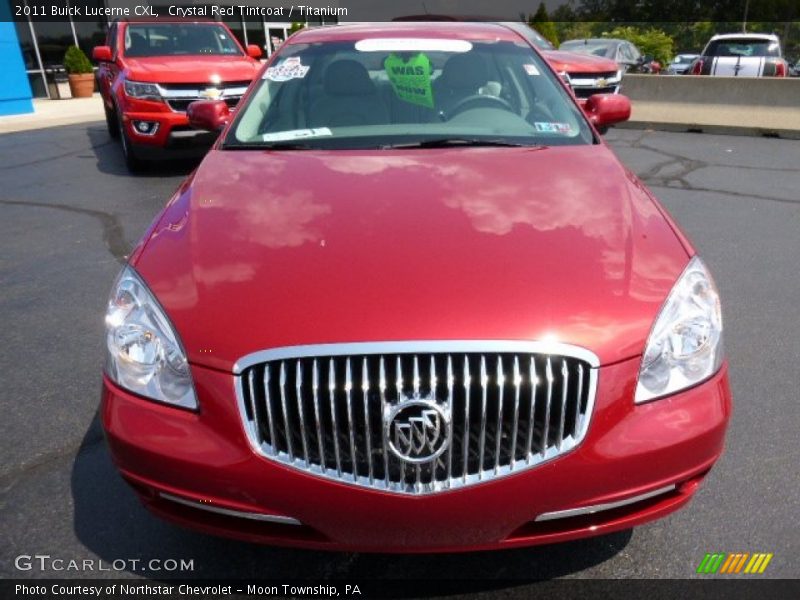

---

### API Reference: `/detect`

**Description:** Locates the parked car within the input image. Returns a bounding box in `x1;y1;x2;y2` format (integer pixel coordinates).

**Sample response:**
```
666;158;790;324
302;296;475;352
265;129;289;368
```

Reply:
560;38;661;74
102;22;730;552
503;23;623;103
93;19;263;172
690;33;788;77
666;53;699;75
790;59;800;77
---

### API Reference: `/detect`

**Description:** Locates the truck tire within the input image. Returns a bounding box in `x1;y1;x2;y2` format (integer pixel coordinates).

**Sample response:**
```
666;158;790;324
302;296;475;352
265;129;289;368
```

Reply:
105;104;120;139
117;110;146;174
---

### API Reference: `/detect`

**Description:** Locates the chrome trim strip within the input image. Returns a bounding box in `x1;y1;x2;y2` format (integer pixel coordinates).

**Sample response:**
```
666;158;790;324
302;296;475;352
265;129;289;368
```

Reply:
233;340;601;374
362;356;374;485
278;362;293;461
159;493;302;525
156;84;249;98
542;357;553;458
534;484;677;522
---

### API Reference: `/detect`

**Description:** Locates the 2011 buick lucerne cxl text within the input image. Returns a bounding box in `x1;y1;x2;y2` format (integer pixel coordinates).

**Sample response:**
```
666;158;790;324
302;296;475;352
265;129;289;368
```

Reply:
101;23;731;552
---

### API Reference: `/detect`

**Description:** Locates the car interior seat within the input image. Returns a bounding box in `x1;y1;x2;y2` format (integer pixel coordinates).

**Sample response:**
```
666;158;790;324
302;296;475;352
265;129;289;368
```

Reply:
309;60;389;128
433;53;490;116
127;32;149;56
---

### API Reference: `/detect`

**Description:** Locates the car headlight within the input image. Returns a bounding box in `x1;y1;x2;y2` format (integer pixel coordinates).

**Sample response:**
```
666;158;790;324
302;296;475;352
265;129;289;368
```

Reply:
635;256;724;403
123;80;162;101
105;266;197;409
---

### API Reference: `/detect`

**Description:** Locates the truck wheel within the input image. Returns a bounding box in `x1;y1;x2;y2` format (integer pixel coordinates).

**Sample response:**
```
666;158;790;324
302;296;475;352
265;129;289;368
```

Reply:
117;111;146;174
105;104;120;139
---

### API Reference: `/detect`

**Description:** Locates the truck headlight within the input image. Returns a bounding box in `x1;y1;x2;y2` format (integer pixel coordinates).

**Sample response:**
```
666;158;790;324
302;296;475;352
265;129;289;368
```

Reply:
635;256;724;403
123;80;162;101
104;266;197;409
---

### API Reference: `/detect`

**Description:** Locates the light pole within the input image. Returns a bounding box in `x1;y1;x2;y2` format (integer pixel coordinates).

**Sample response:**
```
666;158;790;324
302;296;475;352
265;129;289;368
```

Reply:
742;0;749;33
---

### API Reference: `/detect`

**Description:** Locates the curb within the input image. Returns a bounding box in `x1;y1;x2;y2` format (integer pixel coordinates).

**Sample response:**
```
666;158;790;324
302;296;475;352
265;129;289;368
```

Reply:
616;120;800;140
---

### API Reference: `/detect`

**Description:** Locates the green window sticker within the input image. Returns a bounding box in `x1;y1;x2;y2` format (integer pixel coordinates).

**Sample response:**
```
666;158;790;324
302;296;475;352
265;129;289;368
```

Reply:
384;53;434;108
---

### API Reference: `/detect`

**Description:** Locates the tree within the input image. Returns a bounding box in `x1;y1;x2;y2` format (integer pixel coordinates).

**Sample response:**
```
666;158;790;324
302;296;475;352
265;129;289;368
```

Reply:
529;2;560;47
602;25;674;67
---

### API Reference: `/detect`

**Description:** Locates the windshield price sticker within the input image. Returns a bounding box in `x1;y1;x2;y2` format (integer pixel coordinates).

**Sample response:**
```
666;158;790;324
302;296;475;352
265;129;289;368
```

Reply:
523;64;541;76
262;128;332;142
264;57;309;81
534;122;573;134
384;53;434;108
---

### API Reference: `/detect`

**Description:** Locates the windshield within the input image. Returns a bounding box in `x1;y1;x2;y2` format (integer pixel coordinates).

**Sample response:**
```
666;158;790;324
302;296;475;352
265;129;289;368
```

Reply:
124;24;243;57
674;55;696;64
501;22;555;51
226;37;593;150
560;40;613;58
704;38;781;58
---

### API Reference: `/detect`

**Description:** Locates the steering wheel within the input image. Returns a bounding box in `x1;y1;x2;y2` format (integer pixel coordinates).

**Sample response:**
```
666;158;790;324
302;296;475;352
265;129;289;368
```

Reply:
445;94;515;119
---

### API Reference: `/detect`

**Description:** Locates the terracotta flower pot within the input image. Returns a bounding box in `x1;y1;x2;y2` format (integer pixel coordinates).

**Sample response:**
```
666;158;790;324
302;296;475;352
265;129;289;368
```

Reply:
68;73;95;98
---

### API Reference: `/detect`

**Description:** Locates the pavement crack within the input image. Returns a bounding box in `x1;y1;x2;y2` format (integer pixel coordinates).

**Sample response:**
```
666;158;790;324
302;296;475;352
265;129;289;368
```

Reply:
0;199;129;262
615;136;798;204
648;183;800;205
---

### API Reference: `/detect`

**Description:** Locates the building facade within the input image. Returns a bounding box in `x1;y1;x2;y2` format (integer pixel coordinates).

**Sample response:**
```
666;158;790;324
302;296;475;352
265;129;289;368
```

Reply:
9;0;337;100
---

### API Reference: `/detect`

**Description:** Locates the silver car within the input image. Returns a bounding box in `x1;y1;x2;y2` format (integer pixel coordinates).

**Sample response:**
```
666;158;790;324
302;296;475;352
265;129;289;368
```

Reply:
666;54;699;75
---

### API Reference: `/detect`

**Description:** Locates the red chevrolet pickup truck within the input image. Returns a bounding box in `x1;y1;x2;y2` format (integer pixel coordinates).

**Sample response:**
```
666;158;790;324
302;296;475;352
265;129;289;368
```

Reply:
93;19;262;172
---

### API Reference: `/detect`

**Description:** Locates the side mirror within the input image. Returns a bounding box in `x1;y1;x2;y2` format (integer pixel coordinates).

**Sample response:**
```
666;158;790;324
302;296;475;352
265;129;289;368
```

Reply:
187;100;231;133
247;45;263;59
584;93;631;132
92;46;112;62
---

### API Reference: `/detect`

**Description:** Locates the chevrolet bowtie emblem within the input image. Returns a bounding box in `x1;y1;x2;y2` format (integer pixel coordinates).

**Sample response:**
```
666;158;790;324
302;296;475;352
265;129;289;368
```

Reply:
199;87;222;100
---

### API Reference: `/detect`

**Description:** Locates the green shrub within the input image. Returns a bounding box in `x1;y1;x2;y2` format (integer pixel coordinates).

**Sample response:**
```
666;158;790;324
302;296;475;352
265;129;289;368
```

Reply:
64;45;93;74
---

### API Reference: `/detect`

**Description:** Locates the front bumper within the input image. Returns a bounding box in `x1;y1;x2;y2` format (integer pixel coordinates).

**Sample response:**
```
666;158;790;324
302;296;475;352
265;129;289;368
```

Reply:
101;357;731;552
118;96;217;159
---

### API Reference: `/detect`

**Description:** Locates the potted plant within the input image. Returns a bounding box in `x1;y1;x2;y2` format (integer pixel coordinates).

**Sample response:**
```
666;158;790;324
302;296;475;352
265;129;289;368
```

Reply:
64;45;95;98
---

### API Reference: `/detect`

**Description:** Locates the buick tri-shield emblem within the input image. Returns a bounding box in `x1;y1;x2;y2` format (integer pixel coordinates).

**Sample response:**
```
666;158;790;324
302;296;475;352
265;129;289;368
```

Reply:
386;398;450;463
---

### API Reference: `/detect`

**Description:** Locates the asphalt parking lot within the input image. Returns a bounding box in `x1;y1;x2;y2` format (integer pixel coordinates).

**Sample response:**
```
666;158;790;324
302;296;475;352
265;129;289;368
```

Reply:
0;122;798;583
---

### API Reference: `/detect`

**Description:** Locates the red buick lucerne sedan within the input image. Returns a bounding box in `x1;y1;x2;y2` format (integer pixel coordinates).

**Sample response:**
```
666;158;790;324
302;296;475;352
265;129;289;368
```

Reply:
101;22;731;552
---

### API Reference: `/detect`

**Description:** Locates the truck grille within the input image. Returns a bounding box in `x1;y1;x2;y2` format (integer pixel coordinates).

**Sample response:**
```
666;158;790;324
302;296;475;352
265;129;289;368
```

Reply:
236;342;598;495
567;71;621;98
157;81;251;113
572;85;619;98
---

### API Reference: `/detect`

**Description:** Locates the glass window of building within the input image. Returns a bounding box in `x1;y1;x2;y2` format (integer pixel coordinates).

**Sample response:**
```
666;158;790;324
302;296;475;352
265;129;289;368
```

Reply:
245;19;266;53
74;1;108;56
33;21;75;66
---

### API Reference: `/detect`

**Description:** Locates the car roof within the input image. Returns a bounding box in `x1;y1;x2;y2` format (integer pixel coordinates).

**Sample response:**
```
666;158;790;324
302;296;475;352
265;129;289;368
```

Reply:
709;33;779;41
562;38;620;45
117;18;219;25
289;21;522;44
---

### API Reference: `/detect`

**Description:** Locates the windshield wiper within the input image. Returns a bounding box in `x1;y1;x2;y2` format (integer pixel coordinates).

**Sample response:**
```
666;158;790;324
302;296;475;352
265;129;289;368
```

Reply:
222;142;315;151
380;138;535;149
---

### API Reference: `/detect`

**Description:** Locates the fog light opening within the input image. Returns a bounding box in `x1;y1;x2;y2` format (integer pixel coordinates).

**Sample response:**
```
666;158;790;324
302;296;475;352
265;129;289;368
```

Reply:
132;120;159;136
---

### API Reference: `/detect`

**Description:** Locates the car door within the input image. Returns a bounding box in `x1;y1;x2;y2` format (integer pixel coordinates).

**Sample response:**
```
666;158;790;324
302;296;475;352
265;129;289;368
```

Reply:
616;43;636;72
97;23;120;105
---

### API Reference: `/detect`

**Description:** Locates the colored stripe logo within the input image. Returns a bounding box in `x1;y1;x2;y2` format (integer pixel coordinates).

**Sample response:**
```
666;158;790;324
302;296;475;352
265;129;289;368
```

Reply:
696;552;773;574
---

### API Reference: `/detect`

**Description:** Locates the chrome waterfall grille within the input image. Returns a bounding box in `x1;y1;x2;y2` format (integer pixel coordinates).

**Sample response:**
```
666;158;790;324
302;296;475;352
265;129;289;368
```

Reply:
235;342;598;494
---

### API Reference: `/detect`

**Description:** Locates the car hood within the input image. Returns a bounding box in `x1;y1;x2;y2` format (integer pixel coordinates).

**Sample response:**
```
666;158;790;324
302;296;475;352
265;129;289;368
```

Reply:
542;50;618;73
123;55;260;83
134;145;689;371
